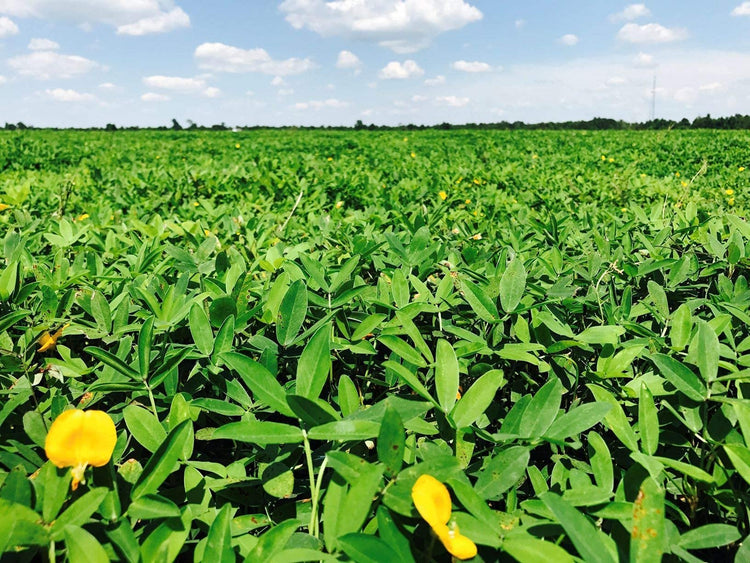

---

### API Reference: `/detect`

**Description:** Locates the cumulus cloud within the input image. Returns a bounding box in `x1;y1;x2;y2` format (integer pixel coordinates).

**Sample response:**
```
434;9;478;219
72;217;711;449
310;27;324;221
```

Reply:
560;34;579;46
202;86;220;98
143;75;206;92
610;4;651;22
436;95;469;107
141;92;170;102
633;52;657;67
194;42;315;75
617;23;688;43
28;37;59;50
293;98;348;110
732;2;750;16
424;74;446;86
271;76;285;86
8;51;101;79
379;59;424;79
0;0;189;35
0;16;19;37
279;0;482;53
0;75;7;84
451;60;491;72
336;50;362;72
44;88;96;102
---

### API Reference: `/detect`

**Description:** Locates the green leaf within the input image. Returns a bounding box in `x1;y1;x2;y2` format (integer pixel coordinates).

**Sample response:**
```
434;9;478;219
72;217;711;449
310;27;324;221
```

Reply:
50;488;108;540
587;384;639;452
337;465;385;535
724;444;750;486
296;323;331;400
383;360;435;405
204;504;235;563
462;279;499;322
212;420;304;444
63;525;110;563
128;494;181;520
377;405;405;477
0;499;49;552
338;533;400;563
540;492;616;563
90;291;111;333
630;477;665;563
688;320;719;382
519;379;562;439
678;524;741;550
376;506;415;563
503;537;575;563
350;313;386;341
131;420;191;499
544;402;611;441
379;335;428;368
245;520;301;562
475;446;530;500
330;255;360;294
577;325;626;347
123;404;166;453
337;374;359;417
189;302;214;355
138;316;155;379
84;345;140;380
211;314;234;359
277;279;308;346
647;280;669;319
450;369;504;428
650;353;706;402
670;303;693;351
434;339;459;413
652;456;714;483
222;352;294;418
638;384;659;456
500;256;527;313
309;419;380;441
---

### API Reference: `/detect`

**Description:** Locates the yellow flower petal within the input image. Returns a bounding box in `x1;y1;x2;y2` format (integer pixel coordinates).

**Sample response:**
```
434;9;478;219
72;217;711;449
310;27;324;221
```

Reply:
436;524;478;560
38;323;69;352
412;474;452;529
0;203;10;212
45;409;117;471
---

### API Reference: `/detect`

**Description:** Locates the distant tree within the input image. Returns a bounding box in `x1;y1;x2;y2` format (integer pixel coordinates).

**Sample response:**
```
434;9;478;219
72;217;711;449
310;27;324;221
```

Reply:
5;122;16;130
16;122;27;130
171;118;183;130
354;119;365;130
105;123;117;131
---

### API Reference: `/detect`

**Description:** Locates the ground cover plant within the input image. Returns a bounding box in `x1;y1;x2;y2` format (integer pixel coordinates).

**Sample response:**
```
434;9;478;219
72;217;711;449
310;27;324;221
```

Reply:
1;128;750;561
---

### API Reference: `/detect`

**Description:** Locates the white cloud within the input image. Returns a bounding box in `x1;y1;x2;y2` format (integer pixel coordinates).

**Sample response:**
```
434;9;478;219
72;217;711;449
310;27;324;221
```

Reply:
293;98;348;110
411;94;427;102
606;76;627;86
0;75;6;84
271;76;285;86
633;52;657;67
451;60;491;72
731;2;750;16
8;51;100;79
28;37;59;50
194;42;315;75
515;19;525;29
336;50;362;72
0;1;189;35
610;4;651;22
279;0;482;53
116;7;189;35
0;15;18;37
617;23;688;43
141;92;170;102
436;95;469;107
379;59;424;79
560;34;579;46
699;82;724;92
143;75;205;92
44;88;96;102
425;74;446;86
98;82;116;89
278;88;294;96
202;86;221;98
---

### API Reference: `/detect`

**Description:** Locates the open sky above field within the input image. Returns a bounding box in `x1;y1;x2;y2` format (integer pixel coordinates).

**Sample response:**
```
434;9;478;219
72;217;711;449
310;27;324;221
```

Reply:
1;1;749;128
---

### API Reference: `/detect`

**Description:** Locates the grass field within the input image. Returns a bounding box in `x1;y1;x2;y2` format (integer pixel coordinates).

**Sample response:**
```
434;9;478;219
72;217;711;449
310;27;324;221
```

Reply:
1;128;750;561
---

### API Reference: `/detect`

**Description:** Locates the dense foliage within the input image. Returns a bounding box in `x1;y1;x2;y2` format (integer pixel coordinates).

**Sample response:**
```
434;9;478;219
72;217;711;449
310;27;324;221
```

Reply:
1;129;749;561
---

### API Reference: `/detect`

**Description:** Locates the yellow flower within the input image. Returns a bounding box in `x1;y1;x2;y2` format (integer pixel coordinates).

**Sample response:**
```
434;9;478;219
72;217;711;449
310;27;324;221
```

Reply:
38;324;69;353
0;203;10;212
681;181;688;188
465;199;471;204
335;200;344;209
439;191;448;201
235;143;240;149
601;155;606;161
473;179;481;185
675;172;680;177
729;198;736;206
411;152;416;158
621;207;628;212
532;154;538;159
739;167;745;172
726;188;735;196
75;213;90;222
204;229;212;236
471;233;482;240
327;157;333;161
608;157;614;163
411;475;477;560
45;409;117;491
193;201;200;207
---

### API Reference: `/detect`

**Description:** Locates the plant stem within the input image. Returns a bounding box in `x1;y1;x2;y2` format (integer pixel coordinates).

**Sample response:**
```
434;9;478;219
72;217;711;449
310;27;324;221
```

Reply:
302;430;320;538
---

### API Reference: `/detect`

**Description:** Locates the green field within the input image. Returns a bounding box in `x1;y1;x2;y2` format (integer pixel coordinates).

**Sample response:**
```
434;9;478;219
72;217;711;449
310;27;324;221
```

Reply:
2;129;750;561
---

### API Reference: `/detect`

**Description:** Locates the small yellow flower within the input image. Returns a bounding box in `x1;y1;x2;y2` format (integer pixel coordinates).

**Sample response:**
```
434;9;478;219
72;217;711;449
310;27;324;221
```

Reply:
608;157;614;163
729;198;736;206
411;475;477;560
726;188;735;196
193;201;200;207
403;137;408;142
621;207;628;212
45;409;117;491
451;227;460;235
0;203;10;212
411;152;416;158
739;167;746;172
38;324;69;353
155;155;160;159
532;154;538;159
464;199;471;204
75;213;90;222
675;202;682;208
640;173;647;178
335;200;344;209
327;157;333;161
204;229;212;236
471;233;482;240
681;181;688;188
601;155;606;161
473;179;481;185
235;143;240;149
675;172;680;177
438;191;448;201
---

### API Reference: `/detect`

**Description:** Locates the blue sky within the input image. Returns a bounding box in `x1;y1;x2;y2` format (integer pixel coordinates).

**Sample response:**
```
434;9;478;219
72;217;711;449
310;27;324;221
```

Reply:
0;1;749;127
